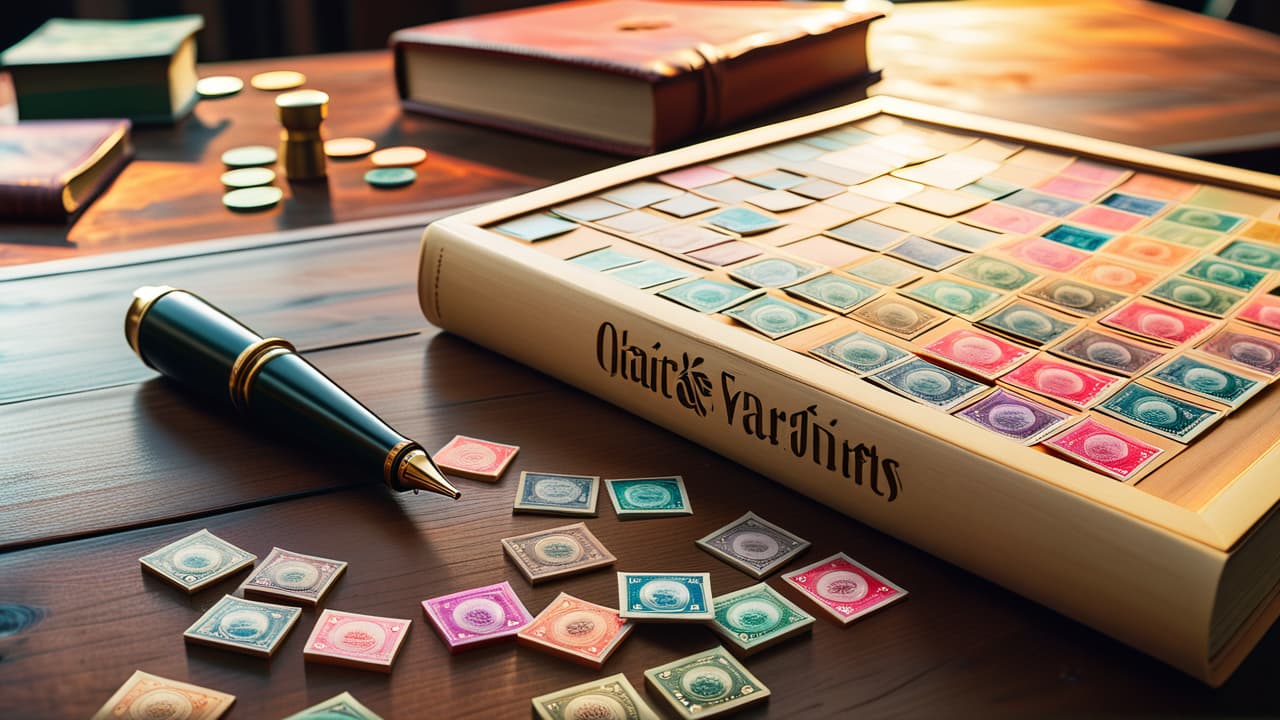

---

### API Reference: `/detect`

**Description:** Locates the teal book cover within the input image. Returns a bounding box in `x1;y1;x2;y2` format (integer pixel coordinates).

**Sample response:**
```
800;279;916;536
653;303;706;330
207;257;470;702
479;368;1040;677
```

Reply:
0;15;204;66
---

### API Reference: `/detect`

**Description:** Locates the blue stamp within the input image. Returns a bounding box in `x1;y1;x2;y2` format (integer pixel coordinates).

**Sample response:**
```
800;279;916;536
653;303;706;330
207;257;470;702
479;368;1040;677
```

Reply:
617;572;714;621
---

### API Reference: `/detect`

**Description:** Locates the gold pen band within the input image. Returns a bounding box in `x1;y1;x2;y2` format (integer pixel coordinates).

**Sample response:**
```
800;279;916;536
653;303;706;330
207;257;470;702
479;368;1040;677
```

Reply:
228;337;296;412
124;285;179;366
384;439;415;489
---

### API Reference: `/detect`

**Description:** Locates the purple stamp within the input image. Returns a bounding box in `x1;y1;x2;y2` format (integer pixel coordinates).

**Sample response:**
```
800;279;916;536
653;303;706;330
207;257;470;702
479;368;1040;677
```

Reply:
422;580;534;653
953;388;1072;444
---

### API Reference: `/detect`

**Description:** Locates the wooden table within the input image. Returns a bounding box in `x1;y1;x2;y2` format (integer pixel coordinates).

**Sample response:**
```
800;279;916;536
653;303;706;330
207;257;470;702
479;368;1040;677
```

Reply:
4;1;1280;717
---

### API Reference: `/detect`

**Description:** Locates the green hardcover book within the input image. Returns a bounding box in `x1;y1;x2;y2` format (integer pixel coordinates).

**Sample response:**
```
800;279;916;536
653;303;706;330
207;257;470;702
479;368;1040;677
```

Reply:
0;15;203;124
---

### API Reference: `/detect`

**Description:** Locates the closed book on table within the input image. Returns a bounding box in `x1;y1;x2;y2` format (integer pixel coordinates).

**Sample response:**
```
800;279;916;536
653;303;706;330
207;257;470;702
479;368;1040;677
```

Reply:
392;0;882;155
0;15;203;124
0;119;134;223
418;96;1280;685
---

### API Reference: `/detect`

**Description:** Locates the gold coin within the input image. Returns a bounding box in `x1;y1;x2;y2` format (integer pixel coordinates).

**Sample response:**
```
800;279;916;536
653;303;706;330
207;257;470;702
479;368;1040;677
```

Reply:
324;137;376;158
250;70;306;91
370;146;427;167
196;75;244;98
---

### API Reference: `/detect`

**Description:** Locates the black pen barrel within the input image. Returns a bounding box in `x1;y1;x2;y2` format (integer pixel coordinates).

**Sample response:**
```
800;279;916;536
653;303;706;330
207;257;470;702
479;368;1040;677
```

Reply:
124;286;458;497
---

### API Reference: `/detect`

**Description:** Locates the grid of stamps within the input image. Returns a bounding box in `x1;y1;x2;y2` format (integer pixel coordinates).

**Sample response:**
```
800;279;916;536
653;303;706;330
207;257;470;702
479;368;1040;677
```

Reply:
491;114;1280;484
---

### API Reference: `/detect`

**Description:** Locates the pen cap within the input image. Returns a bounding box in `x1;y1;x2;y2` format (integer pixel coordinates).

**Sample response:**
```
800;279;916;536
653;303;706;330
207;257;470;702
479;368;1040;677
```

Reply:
126;286;263;402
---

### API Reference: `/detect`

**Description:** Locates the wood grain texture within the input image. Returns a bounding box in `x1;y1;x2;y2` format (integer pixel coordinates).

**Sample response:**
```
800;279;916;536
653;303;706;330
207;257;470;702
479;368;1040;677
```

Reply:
0;225;425;404
2;460;1278;719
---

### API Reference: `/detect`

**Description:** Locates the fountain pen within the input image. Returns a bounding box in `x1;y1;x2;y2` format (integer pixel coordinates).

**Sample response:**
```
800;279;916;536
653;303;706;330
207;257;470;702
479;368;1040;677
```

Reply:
124;286;460;499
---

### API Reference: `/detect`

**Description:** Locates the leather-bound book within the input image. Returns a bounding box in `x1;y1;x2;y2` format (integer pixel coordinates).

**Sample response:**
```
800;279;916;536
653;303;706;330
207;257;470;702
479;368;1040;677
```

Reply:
0;119;134;223
391;0;883;155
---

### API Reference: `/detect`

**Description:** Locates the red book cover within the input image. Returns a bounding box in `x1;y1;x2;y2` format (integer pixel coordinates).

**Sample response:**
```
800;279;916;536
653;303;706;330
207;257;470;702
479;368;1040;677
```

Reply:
0;119;133;223
392;0;882;155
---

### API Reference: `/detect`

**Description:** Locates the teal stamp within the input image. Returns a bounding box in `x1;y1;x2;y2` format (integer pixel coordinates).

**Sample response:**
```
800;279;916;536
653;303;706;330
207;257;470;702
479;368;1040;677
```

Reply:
282;691;384;720
1182;258;1266;291
930;221;1005;251
606;260;694;289
1043;223;1113;251
568;247;643;271
1165;206;1244;233
493;213;577;241
1149;354;1263;407
705;207;783;235
1219;240;1280;270
659;278;756;313
1141;220;1220;248
785;273;879;312
904;278;1002;317
1147;277;1243;317
1101;193;1167;216
722;295;827;339
1098;383;1220;443
710;583;815;656
617;572;714;621
809;331;910;375
183;594;301;657
605;476;693;518
729;256;820;287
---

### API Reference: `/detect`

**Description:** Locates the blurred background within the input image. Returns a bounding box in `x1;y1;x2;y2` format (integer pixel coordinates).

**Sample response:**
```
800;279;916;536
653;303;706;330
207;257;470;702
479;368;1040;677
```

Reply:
2;0;1276;63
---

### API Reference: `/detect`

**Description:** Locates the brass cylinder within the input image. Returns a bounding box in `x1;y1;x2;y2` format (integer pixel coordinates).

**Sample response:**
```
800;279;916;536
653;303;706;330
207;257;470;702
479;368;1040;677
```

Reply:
275;89;329;180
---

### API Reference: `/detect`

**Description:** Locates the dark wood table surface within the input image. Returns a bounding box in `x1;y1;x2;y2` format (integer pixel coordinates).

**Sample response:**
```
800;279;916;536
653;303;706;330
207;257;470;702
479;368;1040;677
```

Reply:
4;1;1280;717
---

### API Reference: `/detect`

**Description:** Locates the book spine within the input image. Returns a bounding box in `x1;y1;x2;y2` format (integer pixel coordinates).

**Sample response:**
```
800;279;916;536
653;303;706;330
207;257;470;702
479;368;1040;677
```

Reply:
421;219;1223;682
0;182;67;223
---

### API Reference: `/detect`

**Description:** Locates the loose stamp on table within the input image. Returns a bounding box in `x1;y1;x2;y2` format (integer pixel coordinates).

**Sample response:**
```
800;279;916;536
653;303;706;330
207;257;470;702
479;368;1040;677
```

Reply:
783;552;908;625
90;670;235;720
617;572;714;622
532;673;659;720
239;547;346;606
139;528;256;593
643;646;770;719
432;434;520;481
422;580;534;652
696;512;810;579
513;471;601;517
517;592;633;668
282;691;383;720
710;583;815;656
605;476;693;518
502;522;616;583
183;594;301;658
303;609;411;672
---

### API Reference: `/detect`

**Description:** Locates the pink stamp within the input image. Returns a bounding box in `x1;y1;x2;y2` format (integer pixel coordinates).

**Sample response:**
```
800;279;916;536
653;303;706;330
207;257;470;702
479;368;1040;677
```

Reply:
1061;159;1130;184
1044;418;1162;480
304;609;412;672
1002;237;1089;272
433;435;520;481
783;552;907;625
924;328;1032;378
964;203;1051;234
1037;175;1111;202
657;165;733;189
1070;205;1146;233
1002;356;1122;409
1102;301;1216;345
1238;295;1280;334
422;581;534;653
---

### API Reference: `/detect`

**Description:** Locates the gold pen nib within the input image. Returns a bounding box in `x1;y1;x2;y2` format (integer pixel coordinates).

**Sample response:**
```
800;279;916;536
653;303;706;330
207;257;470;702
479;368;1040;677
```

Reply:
400;450;462;499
